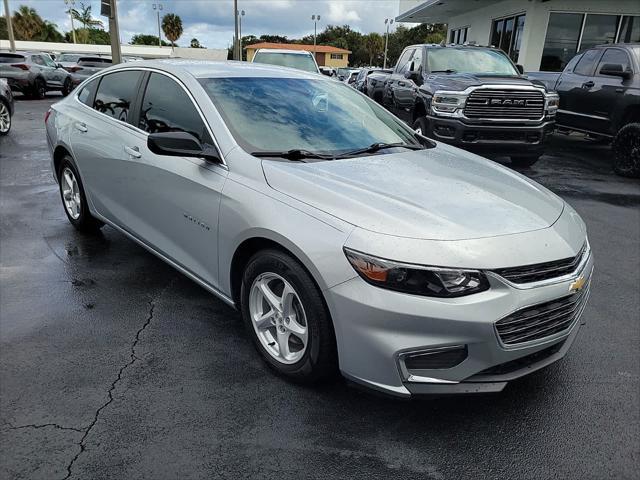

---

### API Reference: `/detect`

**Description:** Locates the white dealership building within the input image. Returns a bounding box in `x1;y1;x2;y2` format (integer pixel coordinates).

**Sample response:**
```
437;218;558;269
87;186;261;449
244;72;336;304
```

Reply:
397;0;640;71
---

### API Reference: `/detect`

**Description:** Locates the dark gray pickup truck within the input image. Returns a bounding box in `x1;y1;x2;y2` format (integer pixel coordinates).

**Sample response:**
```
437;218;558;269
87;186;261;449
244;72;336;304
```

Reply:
376;44;559;167
528;43;640;177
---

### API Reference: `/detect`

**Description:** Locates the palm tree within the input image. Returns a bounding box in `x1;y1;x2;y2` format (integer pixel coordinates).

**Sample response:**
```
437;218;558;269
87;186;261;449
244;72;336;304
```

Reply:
162;14;183;50
71;2;104;29
363;33;384;66
35;21;65;43
12;6;45;41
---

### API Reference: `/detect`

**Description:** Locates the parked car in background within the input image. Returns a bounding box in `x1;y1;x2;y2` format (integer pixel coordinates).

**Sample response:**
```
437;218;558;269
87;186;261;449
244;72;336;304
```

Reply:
56;53;88;71
528;43;640;177
46;60;592;398
379;44;559;167
0;78;14;135
365;70;391;103
67;57;113;88
0;51;73;98
319;66;336;77
342;69;361;86
336;68;359;83
251;48;320;74
354;68;392;93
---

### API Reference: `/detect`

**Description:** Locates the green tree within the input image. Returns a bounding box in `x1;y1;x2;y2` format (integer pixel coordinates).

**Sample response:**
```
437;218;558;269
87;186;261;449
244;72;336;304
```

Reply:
161;13;183;49
35;21;65;42
190;38;203;48
71;2;103;29
131;34;169;46
12;5;44;41
1;17;8;39
259;34;289;43
363;32;384;65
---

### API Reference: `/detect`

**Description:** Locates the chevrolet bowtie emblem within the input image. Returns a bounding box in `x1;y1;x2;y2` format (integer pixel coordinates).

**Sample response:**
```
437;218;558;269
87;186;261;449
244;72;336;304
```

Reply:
569;276;586;293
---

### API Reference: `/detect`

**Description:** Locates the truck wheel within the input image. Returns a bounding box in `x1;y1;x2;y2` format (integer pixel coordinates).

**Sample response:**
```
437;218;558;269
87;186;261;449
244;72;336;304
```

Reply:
510;155;541;168
412;117;429;137
612;123;640;178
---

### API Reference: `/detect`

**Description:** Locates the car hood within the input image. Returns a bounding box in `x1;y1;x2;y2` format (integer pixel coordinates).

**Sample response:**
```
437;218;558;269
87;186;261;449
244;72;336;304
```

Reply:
423;73;540;92
262;147;564;241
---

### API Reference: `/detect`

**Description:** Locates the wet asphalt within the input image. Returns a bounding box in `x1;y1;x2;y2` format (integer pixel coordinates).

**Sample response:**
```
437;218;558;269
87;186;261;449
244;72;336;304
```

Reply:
1;94;638;480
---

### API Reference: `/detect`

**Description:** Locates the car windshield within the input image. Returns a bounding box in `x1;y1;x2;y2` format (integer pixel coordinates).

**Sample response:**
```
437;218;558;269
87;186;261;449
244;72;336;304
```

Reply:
428;48;519;75
58;54;82;62
199;77;421;156
253;52;317;73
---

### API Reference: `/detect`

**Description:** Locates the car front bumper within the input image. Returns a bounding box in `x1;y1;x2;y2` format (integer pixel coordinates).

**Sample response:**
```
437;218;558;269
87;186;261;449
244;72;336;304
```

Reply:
326;220;593;398
425;115;555;155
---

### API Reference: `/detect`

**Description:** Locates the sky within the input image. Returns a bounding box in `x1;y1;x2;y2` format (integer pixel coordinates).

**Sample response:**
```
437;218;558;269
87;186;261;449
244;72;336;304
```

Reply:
10;0;403;48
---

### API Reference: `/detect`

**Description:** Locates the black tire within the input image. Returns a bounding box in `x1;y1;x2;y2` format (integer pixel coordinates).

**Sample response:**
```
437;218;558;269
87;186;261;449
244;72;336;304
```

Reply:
510;154;541;168
61;78;72;97
0;99;11;136
240;249;338;383
612;123;640;178
57;156;103;232
32;78;46;100
412;117;429;137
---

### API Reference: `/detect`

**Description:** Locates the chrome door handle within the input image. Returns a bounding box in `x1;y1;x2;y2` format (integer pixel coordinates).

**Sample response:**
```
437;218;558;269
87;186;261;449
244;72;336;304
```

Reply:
124;146;141;158
74;122;87;133
582;81;594;89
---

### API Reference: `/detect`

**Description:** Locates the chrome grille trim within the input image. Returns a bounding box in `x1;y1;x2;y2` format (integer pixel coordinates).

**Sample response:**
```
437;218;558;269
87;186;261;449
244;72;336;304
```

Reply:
464;89;545;120
495;282;590;347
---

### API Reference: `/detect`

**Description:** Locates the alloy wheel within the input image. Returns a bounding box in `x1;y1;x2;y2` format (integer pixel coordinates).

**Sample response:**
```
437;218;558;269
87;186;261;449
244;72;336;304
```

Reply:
61;167;82;220
0;102;9;134
249;272;308;365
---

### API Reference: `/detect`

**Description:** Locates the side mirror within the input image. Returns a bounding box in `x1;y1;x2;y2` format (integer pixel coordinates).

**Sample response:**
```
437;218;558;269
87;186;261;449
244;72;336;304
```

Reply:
147;132;220;163
599;63;632;79
516;64;524;74
404;68;423;85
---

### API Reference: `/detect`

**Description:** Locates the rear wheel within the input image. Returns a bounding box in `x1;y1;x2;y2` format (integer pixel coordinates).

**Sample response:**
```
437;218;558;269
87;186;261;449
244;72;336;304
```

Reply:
240;249;338;383
0;100;10;136
32;78;46;99
612;123;640;178
57;157;103;232
510;154;541;168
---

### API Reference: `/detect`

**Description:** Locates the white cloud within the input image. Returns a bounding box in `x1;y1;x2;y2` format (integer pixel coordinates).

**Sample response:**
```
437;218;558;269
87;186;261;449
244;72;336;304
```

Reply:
327;2;361;23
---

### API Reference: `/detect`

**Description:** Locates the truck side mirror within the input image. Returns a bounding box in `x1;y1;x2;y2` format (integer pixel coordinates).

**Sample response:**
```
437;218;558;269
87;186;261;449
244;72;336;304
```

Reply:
599;63;632;80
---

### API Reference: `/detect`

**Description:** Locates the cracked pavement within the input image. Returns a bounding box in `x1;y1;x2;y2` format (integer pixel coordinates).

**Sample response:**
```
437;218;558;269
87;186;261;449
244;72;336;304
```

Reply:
1;95;639;480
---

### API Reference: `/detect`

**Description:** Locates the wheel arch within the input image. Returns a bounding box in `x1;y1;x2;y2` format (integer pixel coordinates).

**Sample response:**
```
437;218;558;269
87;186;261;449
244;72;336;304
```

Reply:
412;96;428;123
617;104;640;131
53;145;73;181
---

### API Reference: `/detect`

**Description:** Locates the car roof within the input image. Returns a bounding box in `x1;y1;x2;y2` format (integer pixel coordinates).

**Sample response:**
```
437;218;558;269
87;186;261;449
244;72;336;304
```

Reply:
255;48;313;55
103;59;324;80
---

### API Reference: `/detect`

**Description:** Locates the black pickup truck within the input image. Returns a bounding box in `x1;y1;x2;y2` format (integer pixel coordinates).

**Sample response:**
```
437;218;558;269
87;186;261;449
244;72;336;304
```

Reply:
528;43;640;177
374;44;559;167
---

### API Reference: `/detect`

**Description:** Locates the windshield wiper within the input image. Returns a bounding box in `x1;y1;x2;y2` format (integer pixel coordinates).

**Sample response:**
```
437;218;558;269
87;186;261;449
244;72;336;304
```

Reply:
430;69;457;74
334;142;425;159
251;149;333;161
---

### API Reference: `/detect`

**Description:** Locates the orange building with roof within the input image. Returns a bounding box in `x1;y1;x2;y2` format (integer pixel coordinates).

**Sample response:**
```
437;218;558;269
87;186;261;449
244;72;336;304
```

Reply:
245;42;351;68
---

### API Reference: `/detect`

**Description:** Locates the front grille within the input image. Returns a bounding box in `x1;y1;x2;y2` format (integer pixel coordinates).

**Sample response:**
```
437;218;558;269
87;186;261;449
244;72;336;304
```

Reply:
464;89;545;120
494;243;587;284
495;285;589;346
477;340;565;376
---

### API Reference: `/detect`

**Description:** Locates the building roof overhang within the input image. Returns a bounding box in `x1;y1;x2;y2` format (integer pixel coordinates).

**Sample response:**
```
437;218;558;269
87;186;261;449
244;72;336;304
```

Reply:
396;0;503;23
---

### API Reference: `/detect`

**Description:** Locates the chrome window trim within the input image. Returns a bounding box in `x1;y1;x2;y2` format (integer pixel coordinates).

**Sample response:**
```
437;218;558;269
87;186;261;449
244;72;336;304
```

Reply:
71;66;228;168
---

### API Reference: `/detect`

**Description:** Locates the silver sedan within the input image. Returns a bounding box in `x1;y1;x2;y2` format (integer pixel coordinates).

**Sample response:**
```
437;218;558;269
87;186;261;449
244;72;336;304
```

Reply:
45;60;593;398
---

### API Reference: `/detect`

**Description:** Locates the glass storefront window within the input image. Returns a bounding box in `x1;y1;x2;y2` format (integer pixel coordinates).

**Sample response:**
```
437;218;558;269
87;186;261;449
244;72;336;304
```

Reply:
490;14;526;62
540;13;583;72
579;14;619;51
618;15;640;43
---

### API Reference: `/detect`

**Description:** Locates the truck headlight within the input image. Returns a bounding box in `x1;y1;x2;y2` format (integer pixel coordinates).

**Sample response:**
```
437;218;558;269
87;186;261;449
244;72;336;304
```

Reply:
344;248;489;298
431;92;467;115
545;92;559;116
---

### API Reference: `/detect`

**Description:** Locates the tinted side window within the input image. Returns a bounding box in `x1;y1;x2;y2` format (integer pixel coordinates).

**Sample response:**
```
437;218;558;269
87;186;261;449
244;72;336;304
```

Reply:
78;78;98;106
396;49;414;74
31;55;45;66
564;53;583;72
573;49;602;76
596;49;631;75
139;73;211;144
411;48;424;71
93;70;142;122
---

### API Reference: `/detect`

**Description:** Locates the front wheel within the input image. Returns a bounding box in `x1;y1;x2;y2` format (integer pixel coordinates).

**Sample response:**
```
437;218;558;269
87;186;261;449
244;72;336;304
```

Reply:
0;100;11;136
510;154;541;168
412;117;429;137
612;123;640;178
57;157;103;232
240;249;338;383
32;78;46;99
61;78;72;97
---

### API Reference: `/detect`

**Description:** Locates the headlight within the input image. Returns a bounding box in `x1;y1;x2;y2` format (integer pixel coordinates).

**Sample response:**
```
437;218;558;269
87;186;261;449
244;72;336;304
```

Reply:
545;92;559;116
431;92;467;115
344;248;490;298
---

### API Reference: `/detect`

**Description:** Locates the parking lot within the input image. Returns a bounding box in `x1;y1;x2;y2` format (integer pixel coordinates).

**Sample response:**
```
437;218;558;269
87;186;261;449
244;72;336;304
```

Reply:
1;94;638;480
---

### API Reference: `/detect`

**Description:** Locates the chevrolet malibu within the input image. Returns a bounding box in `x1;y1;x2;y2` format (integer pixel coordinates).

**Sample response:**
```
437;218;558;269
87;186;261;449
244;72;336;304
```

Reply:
45;61;593;397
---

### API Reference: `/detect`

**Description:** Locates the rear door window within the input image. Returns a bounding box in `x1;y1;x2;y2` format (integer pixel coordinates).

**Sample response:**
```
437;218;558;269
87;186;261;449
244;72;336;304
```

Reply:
92;70;143;123
573;49;603;76
78;78;99;106
138;73;212;144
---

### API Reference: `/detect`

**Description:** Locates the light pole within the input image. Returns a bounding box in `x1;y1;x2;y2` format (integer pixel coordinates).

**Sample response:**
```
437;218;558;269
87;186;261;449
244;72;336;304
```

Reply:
311;14;320;54
152;3;163;47
64;0;77;44
233;0;239;60
238;9;245;60
383;18;394;69
3;0;15;52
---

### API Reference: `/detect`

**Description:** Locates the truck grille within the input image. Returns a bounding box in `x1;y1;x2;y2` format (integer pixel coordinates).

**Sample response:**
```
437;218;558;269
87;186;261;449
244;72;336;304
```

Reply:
494;243;587;284
464;89;545;120
495;285;589;346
